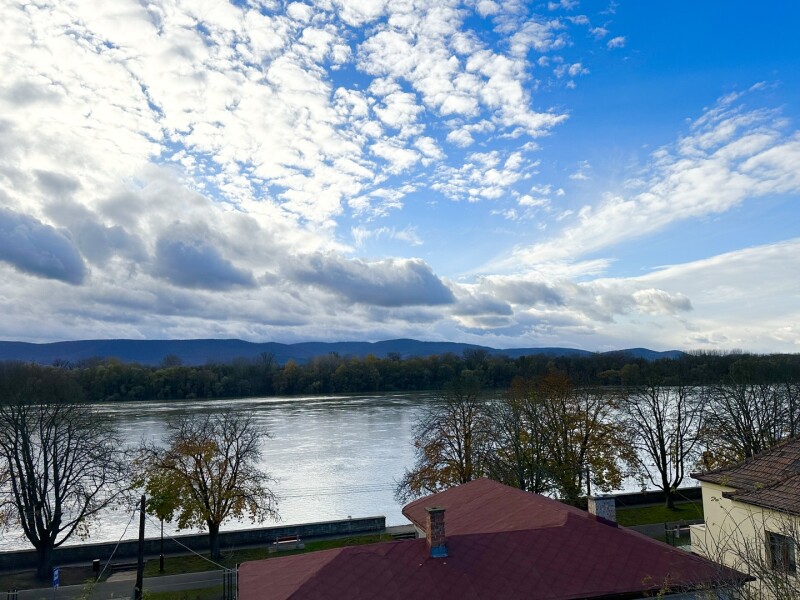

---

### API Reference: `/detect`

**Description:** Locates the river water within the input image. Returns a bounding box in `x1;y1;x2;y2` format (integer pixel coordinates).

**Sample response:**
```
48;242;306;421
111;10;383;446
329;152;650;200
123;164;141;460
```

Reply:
0;392;658;551
1;393;430;550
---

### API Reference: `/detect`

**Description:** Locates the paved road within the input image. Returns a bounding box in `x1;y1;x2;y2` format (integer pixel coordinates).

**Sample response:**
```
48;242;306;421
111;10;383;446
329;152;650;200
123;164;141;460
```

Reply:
17;570;224;600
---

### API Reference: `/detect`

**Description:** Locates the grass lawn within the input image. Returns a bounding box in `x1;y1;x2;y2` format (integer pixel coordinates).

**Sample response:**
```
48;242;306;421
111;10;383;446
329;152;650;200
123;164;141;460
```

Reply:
616;501;704;527
143;533;394;578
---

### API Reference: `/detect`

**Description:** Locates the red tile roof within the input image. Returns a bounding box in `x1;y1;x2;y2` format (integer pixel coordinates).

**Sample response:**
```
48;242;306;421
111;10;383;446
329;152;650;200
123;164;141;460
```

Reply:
239;479;746;600
692;435;800;515
402;477;578;535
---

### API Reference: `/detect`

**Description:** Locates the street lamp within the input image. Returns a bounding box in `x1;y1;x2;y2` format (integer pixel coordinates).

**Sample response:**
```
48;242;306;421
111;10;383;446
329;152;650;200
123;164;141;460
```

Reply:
159;518;164;573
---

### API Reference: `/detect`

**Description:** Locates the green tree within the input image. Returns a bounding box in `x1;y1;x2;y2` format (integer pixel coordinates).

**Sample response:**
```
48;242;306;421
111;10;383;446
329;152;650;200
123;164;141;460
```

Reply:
531;372;633;503
484;377;551;494
135;410;278;559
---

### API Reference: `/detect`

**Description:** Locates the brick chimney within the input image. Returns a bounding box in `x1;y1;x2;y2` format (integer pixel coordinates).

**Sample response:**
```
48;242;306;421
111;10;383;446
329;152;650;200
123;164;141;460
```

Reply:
588;495;617;526
425;506;447;558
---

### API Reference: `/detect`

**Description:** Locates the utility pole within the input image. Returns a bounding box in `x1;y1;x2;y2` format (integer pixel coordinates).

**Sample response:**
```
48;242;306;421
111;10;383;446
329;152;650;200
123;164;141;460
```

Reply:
135;495;145;600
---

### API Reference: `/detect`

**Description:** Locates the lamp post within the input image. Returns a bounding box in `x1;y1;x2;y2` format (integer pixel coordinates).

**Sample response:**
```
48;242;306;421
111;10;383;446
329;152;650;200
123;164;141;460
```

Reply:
135;495;145;600
159;518;164;573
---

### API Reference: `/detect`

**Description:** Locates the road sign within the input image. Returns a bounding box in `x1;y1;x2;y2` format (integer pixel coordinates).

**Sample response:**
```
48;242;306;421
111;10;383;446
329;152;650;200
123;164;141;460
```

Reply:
53;567;59;589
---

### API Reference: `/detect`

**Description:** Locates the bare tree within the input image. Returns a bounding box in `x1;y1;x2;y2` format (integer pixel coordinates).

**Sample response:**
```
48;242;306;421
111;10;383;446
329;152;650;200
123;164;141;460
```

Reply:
136;410;278;559
703;382;789;465
395;376;490;502
620;383;704;508
0;363;127;580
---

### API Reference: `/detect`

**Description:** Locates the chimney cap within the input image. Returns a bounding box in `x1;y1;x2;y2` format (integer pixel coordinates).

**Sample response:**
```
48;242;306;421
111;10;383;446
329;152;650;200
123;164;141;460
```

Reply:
425;506;445;513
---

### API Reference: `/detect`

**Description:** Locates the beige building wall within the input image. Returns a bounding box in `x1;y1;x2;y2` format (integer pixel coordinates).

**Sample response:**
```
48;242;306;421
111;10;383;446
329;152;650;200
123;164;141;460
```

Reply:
690;482;800;598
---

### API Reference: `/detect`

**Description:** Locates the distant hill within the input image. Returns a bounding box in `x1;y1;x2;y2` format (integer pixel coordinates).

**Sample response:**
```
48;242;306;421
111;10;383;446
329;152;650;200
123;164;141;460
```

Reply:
0;338;684;366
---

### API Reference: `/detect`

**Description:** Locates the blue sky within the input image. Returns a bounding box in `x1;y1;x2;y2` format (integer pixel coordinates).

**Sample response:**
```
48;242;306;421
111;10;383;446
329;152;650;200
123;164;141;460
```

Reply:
0;0;798;352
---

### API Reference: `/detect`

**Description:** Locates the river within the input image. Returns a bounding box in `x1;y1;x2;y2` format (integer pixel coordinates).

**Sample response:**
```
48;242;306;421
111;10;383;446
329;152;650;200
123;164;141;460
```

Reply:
0;391;657;551
1;393;430;550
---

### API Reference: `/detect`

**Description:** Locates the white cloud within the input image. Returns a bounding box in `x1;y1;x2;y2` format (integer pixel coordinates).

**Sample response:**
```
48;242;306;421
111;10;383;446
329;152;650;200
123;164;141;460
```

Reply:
518;195;550;208
370;140;421;174
473;0;501;17
607;36;626;49
358;2;568;137
569;160;592;180
373;91;424;134
548;0;579;10
633;240;800;350
414;136;446;161
348;185;415;218
432;150;535;201
555;62;590;78
446;128;474;147
352;225;423;247
509;17;567;57
506;96;800;267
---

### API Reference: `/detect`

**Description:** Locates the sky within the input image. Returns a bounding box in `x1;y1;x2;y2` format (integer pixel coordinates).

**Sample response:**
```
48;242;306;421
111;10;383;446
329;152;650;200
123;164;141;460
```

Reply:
1;0;799;353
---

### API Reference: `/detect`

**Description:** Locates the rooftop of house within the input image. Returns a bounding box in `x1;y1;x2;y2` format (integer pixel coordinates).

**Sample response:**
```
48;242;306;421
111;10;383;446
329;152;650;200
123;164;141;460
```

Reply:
692;435;800;516
239;478;745;600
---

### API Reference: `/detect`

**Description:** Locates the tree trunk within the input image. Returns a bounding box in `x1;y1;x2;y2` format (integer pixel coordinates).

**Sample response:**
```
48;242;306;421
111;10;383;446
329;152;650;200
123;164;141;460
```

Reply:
35;543;54;582
664;488;675;510
209;522;221;560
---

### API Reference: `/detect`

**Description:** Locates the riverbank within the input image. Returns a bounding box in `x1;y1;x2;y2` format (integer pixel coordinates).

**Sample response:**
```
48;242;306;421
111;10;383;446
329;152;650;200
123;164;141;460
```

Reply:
0;529;397;593
0;516;385;572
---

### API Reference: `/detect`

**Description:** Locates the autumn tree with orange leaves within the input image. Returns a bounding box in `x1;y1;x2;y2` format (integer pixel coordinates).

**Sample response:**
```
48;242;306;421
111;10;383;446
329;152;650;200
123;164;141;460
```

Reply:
136;410;279;558
395;375;491;502
397;371;633;505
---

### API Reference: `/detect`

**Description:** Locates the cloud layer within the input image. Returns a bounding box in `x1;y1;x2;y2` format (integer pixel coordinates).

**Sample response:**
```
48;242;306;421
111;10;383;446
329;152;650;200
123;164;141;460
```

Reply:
0;1;797;353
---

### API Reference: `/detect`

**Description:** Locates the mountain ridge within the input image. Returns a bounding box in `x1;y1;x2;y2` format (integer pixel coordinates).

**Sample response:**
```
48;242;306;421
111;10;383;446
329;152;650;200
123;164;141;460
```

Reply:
0;338;684;366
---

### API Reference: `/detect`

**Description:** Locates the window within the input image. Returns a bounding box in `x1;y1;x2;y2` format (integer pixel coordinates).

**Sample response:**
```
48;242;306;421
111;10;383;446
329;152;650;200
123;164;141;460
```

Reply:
766;531;797;574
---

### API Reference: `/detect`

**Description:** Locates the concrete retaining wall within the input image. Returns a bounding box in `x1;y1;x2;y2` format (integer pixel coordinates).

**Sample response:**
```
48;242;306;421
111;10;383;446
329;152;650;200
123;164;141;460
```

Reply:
0;516;385;572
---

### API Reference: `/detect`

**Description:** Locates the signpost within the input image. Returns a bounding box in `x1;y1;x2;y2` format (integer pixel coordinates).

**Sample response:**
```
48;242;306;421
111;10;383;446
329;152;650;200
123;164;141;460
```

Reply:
53;567;59;599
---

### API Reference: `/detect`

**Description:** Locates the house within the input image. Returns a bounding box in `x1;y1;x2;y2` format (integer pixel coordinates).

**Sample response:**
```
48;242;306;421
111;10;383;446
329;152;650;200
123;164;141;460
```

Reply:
691;436;800;598
239;478;745;599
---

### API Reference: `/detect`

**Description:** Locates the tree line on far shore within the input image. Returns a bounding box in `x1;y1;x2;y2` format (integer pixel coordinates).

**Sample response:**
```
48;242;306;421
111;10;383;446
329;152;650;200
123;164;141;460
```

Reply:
6;348;800;402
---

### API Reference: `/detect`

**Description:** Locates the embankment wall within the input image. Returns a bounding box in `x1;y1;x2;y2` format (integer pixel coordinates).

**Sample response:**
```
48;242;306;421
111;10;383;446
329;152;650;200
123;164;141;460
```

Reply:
0;516;385;571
